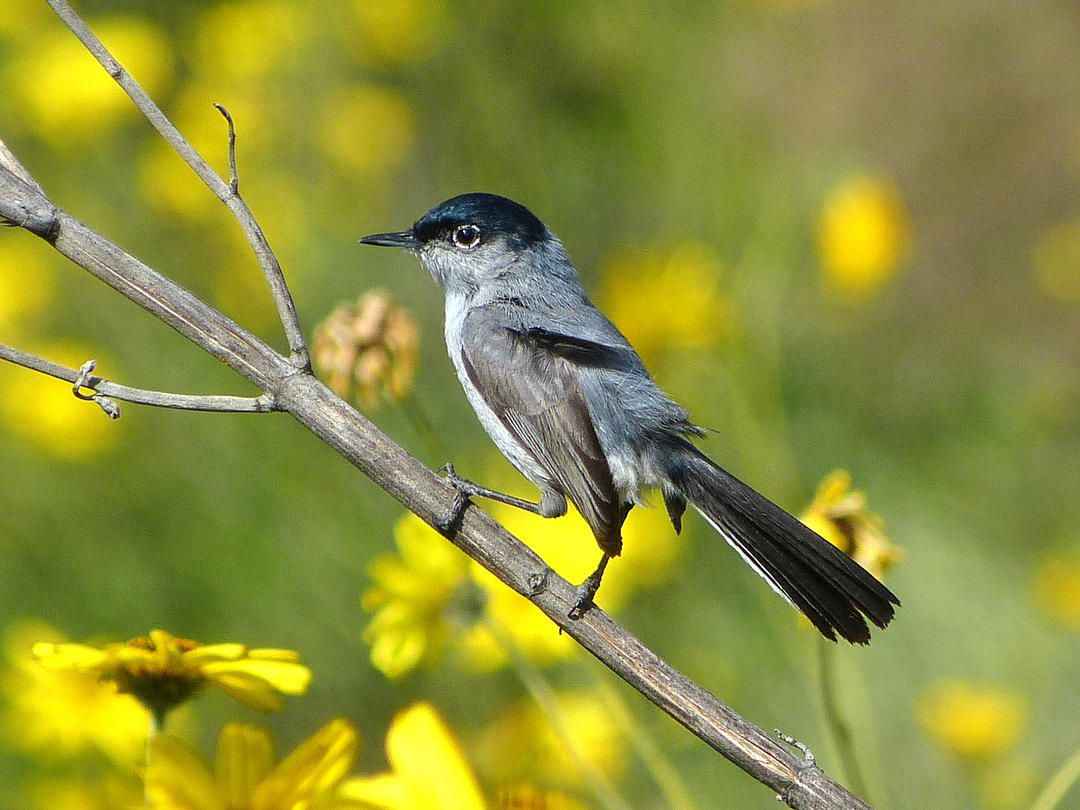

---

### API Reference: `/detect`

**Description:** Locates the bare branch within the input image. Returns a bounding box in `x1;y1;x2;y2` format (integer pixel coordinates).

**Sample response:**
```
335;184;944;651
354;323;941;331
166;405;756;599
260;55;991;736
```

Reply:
0;346;275;414
0;142;869;809
44;0;310;369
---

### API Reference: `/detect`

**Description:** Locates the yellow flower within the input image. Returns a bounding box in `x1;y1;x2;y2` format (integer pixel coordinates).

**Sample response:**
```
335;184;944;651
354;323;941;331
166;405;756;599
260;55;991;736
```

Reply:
336;702;486;810
1033;218;1080;303
476;690;627;790
1033;553;1080;629
314;291;421;410
5;17;172;145
0;342;119;459
816;175;910;299
0;619;147;763
0;235;53;333
918;680;1027;760
33;629;311;724
799;469;902;580
361;513;478;679
146;718;357;810
600;241;729;363
317;85;416;179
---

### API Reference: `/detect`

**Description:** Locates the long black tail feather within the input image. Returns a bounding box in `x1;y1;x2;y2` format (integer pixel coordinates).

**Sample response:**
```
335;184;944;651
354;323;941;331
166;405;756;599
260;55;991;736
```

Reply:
666;442;899;644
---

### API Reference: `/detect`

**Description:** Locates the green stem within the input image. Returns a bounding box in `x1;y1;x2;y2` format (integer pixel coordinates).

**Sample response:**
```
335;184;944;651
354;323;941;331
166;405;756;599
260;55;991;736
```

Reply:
583;655;701;810
144;710;159;809
481;615;632;810
1031;745;1080;810
399;393;447;461
816;637;871;801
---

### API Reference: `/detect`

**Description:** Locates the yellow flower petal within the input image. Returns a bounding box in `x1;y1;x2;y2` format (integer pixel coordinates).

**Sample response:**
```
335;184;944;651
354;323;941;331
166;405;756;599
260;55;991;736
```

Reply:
385;703;486;810
252;719;358;810
147;734;227;810
202;658;312;695
32;642;109;670
216;724;276;809
336;773;411;809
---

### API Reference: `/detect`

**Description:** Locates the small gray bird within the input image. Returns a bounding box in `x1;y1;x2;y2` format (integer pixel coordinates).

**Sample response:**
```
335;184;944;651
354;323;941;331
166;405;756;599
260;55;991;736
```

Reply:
359;192;899;643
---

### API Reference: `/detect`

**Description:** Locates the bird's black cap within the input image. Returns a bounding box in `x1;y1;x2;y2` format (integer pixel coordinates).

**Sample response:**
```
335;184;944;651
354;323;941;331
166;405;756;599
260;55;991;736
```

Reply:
359;193;548;251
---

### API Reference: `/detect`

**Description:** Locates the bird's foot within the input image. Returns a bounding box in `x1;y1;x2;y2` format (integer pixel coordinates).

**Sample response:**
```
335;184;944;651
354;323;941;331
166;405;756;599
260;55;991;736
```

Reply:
568;572;602;620
435;463;474;533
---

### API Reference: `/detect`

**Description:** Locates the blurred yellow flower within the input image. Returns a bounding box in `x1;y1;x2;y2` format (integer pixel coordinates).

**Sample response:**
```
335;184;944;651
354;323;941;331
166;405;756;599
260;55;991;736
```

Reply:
194;0;310;81
1033;553;1080;629
317;85;416;178
7;17;172;145
0;619;147;763
476;690;627;791
34;629;311;724
314;291;421;410
799;469;902;580
600;241;729;363
0;342;118;460
918;680;1026;760
336;702;486;810
816;175;910;299
0;236;53;334
347;0;444;65
1033;218;1080;303
495;786;589;810
361;513;478;679
146;718;357;810
348;0;446;66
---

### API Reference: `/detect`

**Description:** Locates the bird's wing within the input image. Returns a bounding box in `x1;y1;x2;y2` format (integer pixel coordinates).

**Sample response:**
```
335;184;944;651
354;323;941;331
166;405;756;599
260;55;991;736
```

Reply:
459;307;623;552
520;326;638;368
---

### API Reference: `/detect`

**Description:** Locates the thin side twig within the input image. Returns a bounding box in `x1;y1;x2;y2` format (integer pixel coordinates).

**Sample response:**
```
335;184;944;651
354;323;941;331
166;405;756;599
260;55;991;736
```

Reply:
213;103;240;196
0;345;277;414
43;0;309;369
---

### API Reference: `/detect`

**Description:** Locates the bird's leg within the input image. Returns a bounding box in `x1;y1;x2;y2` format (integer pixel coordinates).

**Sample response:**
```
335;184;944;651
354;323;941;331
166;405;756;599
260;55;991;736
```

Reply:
569;553;611;620
435;463;544;533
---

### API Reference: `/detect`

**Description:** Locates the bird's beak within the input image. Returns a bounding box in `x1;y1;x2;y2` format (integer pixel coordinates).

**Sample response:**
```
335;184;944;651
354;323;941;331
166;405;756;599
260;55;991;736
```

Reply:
357;230;421;249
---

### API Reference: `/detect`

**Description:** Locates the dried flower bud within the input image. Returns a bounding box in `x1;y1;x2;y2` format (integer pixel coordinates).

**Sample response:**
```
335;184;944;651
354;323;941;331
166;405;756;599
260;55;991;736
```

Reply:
313;291;419;409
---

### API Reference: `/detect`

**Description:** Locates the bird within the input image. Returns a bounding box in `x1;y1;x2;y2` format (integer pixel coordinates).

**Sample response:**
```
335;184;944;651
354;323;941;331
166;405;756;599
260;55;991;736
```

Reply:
359;192;899;643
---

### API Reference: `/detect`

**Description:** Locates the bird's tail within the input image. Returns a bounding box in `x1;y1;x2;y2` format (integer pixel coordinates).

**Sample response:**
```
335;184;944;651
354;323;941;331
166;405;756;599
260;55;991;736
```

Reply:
663;440;899;644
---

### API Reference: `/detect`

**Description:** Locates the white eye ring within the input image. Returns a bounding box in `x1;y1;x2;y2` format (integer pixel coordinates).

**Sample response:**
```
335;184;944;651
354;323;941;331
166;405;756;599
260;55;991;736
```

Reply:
452;224;481;249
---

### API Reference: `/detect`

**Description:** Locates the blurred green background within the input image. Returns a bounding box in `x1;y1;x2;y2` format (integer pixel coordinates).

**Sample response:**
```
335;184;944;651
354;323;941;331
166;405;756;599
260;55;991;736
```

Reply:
1;1;1079;808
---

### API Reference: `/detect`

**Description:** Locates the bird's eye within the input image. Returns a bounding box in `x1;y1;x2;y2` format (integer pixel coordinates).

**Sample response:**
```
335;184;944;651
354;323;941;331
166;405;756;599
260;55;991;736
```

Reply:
452;224;481;249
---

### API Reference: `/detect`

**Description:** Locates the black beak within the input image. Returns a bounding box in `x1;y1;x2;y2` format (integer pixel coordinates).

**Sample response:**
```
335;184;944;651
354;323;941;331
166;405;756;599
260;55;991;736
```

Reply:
357;230;421;249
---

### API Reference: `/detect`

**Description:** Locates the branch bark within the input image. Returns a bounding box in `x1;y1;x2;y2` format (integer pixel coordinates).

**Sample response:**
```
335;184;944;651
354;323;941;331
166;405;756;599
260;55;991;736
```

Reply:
0;8;874;808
